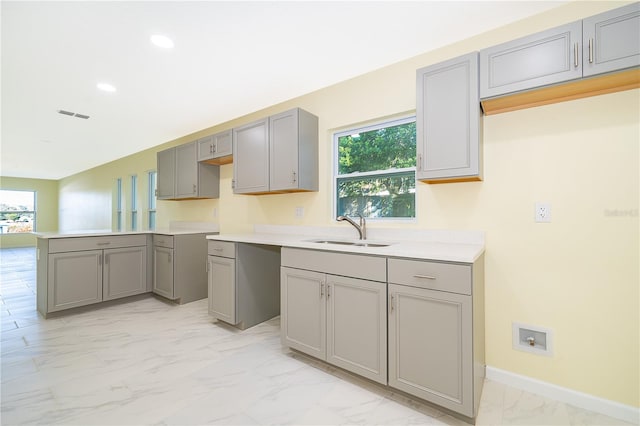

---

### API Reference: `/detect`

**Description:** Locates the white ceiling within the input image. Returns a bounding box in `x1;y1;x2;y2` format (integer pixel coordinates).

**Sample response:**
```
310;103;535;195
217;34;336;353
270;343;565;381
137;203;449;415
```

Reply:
1;1;566;180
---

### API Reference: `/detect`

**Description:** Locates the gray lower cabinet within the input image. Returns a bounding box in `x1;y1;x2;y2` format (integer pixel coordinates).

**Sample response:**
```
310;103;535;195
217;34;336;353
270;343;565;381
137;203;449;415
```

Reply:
233;108;318;195
207;241;280;329
416;52;482;183
281;248;387;385
152;233;210;304
103;246;147;301
157;142;220;200
37;234;150;316
480;21;582;99
583;2;640;77
208;249;236;324
47;250;103;312
387;256;484;419
198;130;233;165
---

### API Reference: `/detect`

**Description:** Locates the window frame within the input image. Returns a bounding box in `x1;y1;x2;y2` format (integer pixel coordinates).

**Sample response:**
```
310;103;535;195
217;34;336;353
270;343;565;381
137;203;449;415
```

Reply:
147;170;157;230
130;174;138;231
333;115;417;222
0;189;36;234
115;178;123;232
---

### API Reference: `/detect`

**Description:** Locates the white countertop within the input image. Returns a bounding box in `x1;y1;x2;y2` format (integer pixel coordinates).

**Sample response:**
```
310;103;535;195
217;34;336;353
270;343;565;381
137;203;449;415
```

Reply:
207;225;484;263
35;222;220;239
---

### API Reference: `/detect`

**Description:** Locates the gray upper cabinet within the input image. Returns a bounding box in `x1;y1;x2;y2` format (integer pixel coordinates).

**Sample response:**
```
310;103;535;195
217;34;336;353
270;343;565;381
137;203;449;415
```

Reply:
158;142;220;200
233;118;270;194
233;108;319;195
198;130;233;165
416;52;482;183
157;147;176;200
480;21;583;99
583;2;640;77
269;108;319;192
175;142;199;198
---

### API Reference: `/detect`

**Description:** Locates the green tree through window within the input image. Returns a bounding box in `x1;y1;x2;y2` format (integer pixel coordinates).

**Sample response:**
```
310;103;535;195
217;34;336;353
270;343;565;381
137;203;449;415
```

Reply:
335;117;416;219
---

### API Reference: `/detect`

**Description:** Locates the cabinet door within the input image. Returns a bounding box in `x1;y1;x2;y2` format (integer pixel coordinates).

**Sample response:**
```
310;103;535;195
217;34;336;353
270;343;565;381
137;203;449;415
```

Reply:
157;147;176;199
208;256;237;324
47;250;102;312
583;3;640;77
417;52;481;182
326;275;387;384
388;283;473;417
153;246;174;299
197;135;214;162
175;141;198;198
213;130;233;159
280;267;326;359
269;109;298;191
233;118;269;194
480;21;582;98
103;246;147;301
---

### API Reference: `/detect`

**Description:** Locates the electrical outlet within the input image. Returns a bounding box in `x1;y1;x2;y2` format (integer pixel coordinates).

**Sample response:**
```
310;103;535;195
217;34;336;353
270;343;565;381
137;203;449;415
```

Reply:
213;207;218;218
295;207;304;218
535;203;551;223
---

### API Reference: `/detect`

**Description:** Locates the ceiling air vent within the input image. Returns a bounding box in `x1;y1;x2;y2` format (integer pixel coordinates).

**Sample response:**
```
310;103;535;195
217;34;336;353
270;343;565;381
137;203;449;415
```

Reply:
57;109;90;119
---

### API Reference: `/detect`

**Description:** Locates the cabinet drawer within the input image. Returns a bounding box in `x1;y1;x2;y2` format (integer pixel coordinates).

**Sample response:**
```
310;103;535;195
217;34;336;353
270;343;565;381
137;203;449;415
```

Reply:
49;234;147;253
153;234;174;248
388;258;471;295
208;240;235;258
282;247;386;282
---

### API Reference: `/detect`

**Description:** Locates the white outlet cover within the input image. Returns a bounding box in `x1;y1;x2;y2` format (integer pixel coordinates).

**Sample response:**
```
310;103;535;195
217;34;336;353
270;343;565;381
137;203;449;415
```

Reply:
535;203;551;223
295;207;304;218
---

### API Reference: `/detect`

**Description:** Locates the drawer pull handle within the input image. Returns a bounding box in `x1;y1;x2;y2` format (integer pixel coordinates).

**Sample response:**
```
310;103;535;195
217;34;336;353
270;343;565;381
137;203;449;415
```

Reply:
413;274;436;280
213;247;223;252
96;242;111;246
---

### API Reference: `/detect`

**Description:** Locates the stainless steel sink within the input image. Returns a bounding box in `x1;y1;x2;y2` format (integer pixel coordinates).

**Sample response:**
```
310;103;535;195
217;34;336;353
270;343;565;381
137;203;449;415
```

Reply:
307;239;391;248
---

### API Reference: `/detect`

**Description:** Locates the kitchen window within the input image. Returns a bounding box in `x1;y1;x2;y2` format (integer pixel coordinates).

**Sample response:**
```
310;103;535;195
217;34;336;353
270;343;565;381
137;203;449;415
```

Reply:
115;178;123;232
334;117;416;220
0;190;36;233
147;171;156;230
130;175;138;231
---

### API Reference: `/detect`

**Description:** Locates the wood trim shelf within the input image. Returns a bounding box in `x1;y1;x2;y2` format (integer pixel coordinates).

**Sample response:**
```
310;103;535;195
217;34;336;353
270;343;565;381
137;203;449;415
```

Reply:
481;68;640;116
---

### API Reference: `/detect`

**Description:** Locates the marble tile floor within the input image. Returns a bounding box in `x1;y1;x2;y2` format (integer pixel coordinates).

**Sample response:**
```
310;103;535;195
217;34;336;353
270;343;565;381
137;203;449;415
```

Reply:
0;247;633;426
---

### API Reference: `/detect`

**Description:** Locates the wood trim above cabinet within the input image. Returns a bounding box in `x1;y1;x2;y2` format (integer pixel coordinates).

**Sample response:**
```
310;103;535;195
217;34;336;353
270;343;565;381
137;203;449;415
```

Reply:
481;68;640;115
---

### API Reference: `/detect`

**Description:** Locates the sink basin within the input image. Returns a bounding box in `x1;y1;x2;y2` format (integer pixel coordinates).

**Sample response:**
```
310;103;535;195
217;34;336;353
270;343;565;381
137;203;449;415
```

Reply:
306;239;391;248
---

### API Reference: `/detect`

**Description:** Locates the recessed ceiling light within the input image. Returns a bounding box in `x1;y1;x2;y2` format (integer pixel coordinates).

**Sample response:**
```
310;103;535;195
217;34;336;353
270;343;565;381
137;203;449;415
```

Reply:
150;34;174;49
97;82;116;92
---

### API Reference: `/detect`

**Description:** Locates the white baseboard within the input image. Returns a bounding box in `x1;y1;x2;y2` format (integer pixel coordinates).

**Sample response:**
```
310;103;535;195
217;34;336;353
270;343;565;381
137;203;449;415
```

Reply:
486;366;639;425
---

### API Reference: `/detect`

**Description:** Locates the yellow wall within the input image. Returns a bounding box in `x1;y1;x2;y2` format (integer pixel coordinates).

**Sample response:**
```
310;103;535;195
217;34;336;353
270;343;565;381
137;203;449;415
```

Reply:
57;1;639;407
0;176;59;247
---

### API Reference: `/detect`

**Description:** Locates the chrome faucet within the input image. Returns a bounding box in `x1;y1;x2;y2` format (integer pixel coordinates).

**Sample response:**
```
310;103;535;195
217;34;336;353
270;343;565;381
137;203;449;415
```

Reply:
336;213;366;240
